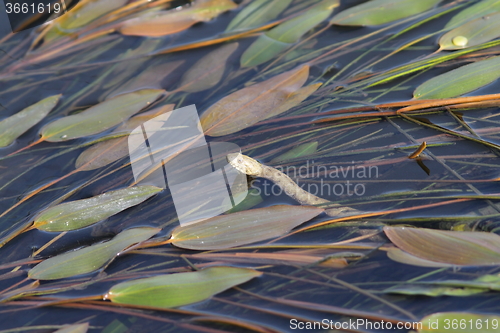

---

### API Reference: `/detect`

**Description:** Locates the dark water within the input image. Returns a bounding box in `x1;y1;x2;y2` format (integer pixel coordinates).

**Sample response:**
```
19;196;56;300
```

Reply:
0;0;500;332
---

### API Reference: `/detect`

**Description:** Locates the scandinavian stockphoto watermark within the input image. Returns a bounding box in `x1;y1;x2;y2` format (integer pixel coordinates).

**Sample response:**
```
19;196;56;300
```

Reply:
127;104;248;226
251;160;379;198
2;0;70;33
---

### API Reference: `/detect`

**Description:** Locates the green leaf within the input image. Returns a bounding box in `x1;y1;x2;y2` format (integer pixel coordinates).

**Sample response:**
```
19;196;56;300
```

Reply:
0;95;60;147
55;323;89;333
384;285;486;297
384;226;500;266
331;0;441;26
419;312;500;332
171;205;324;250
445;0;500;28
75;105;175;171
28;227;159;280
201;65;310;136
226;0;292;31
119;0;238;37
179;43;239;93
240;0;338;67
40;89;164;142
105;266;262;308
414;56;500;99
439;11;500;50
271;141;318;163
33;186;162;232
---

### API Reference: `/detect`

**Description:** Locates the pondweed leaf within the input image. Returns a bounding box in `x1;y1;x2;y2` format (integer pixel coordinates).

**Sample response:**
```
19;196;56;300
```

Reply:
119;0;237;37
439;12;500;50
414;56;500;99
385;275;500;297
226;0;292;32
55;323;89;333
44;0;128;42
240;0;339;67
0;95;60;147
445;0;500;28
105;266;262;308
271;141;318;163
75;105;175;171
331;0;441;26
33;186;162;232
40;89;164;142
179;43;238;93
385;284;486;297
384;226;500;266
386;248;455;268
225;188;263;214
201;65;316;136
28;227;159;280
419;312;500;332
109;61;184;98
171;205;324;250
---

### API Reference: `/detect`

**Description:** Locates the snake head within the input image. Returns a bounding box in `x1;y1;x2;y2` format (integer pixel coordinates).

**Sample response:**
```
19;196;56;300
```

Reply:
227;153;262;176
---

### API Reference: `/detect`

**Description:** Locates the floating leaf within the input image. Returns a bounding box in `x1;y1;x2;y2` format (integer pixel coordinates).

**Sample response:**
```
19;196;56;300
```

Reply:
384;226;500;266
240;0;338;67
439;12;500;50
33;186;162;232
179;43;239;93
40;89;164;142
119;0;238;37
110;61;184;98
226;0;292;31
55;323;89;333
75;105;175;171
171;205;323;250
419;312;500;333
201;65;313;136
45;0;128;42
387;248;455;268
271;142;318;163
0;95;60;147
105;266;261;308
331;0;441;26
29;227;159;280
414;56;500;99
445;0;500;28
385;284;486;297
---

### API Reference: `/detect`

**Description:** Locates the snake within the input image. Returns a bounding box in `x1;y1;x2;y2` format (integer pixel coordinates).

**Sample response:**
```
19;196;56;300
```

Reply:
227;153;361;217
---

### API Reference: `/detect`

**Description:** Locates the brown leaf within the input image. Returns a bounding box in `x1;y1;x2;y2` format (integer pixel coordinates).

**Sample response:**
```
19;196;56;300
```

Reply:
200;65;310;136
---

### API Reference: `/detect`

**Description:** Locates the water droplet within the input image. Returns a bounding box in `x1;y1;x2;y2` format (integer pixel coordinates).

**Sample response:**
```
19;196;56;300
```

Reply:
452;36;468;47
60;135;67;139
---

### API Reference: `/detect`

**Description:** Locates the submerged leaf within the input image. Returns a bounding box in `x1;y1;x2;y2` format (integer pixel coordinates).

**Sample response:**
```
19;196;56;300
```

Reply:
200;65;311;136
240;0;338;67
75;105;175;171
106;266;261;308
271;141;318;163
40;89;164;142
28;227;159;280
0;95;60;147
439;12;500;50
331;0;441;26
179;43;239;93
171;205;324;250
445;0;500;28
226;0;292;31
385;284;486;297
33;186;162;232
119;0;238;37
384;226;500;266
419;312;500;332
414;56;500;99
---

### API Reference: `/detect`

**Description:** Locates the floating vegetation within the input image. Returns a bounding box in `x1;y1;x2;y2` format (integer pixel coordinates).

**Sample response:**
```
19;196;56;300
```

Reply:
1;0;500;331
